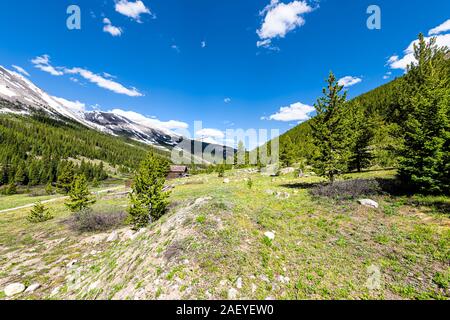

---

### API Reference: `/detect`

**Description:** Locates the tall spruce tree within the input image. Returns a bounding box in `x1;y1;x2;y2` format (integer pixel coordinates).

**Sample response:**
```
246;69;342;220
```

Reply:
65;175;96;212
57;162;75;194
348;102;373;172
127;152;170;229
311;72;352;183
280;135;296;167
398;34;450;193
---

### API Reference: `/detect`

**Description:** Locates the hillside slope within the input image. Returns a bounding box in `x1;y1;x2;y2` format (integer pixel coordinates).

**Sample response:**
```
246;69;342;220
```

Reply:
270;77;403;164
0;169;448;300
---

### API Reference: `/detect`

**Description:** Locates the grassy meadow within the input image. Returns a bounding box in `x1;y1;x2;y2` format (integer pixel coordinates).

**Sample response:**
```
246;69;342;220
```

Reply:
0;169;448;300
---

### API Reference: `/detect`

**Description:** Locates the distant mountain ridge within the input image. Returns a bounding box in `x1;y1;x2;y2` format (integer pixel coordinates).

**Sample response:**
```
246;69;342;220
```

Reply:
0;66;233;163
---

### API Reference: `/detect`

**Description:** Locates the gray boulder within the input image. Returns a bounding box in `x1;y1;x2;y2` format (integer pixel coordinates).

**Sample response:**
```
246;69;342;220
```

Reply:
4;283;25;296
358;199;379;209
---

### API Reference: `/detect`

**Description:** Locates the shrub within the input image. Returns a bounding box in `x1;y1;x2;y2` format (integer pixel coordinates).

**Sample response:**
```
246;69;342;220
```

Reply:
66;208;126;233
247;178;253;189
27;201;53;223
217;165;225;178
2;183;17;195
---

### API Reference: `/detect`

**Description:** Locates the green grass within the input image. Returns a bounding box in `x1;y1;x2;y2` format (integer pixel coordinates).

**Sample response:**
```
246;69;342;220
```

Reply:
0;169;449;300
0;193;58;211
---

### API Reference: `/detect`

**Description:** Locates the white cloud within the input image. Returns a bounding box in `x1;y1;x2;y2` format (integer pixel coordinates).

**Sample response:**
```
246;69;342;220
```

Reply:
65;67;143;97
111;109;189;132
338;76;362;88
31;55;63;76
52;96;86;112
32;55;143;97
115;0;152;22
194;129;239;147
265;101;315;122
387;55;399;65
201;41;207;48
196;128;225;139
171;45;180;53
103;18;123;37
257;0;314;47
429;19;450;36
11;65;30;77
256;39;272;48
388;32;450;71
224;97;231;104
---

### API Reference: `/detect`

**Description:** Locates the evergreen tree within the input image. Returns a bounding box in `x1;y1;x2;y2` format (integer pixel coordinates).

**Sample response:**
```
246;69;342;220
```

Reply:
347;103;373;172
65;175;96;212
127;152;170;229
28;160;41;186
398;34;450;193
0;164;9;186
27;201;53;223
14;162;27;185
45;183;54;195
5;182;17;195
280;136;295;167
311;72;352;183
56;162;75;194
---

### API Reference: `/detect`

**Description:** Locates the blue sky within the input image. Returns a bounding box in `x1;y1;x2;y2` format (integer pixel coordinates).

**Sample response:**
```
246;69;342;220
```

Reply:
1;0;449;147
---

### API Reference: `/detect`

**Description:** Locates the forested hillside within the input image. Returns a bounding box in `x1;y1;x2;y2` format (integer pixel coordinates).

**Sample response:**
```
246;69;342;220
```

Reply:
274;76;403;169
0;110;168;189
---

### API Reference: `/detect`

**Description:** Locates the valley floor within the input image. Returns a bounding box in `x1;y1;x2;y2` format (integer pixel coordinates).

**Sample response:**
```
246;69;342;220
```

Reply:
0;169;449;300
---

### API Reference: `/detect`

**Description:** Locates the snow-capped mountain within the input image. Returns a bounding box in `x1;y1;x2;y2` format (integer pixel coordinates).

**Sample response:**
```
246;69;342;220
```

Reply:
83;110;183;148
0;66;108;132
0;66;236;163
0;66;225;157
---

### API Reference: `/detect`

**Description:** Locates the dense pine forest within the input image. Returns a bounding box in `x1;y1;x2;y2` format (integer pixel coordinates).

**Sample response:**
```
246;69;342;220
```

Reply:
0;111;166;191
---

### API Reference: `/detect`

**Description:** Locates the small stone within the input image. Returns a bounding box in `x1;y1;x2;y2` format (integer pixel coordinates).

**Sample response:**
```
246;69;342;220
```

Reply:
4;283;25;296
25;283;41;293
223;178;230;184
50;286;60;296
358;199;379;209
275;192;290;199
107;231;118;242
66;259;78;268
219;280;227;286
123;229;135;240
236;277;243;289
88;280;100;291
228;288;238;299
264;231;275;241
277;275;290;284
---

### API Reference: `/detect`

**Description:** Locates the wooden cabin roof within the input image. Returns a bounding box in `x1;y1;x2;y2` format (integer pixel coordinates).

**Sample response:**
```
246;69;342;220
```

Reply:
169;165;188;173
